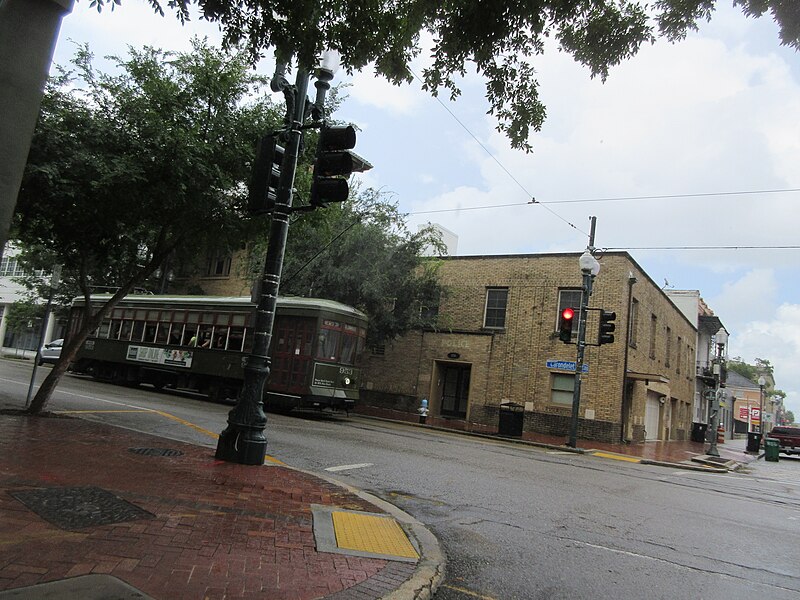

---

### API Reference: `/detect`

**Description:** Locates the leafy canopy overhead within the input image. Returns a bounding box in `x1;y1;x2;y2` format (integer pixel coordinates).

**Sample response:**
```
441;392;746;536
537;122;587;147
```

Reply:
92;0;799;150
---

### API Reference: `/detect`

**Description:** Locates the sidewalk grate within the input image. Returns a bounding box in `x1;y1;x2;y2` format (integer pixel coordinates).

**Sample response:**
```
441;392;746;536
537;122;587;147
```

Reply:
128;447;184;457
9;486;155;530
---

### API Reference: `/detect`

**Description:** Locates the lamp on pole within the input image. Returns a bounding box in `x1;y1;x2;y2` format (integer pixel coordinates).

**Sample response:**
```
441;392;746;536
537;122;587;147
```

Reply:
758;375;767;440
215;53;339;465
566;247;600;448
706;327;727;457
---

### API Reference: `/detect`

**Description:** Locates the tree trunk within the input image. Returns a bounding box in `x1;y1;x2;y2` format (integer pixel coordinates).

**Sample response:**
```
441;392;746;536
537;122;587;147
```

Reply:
26;354;72;414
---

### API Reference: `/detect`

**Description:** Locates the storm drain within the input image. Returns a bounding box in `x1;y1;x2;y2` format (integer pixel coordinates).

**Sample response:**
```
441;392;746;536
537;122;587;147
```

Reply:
9;486;155;531
128;447;184;457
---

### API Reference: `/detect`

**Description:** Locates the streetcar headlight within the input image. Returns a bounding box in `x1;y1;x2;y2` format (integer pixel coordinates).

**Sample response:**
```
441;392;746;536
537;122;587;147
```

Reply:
343;377;351;386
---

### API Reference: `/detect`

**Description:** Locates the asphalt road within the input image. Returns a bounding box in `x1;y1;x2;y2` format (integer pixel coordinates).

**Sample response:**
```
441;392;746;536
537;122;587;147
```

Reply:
4;359;799;600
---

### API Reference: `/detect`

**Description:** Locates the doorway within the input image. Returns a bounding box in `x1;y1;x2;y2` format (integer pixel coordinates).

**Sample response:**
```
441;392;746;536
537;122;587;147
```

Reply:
439;363;471;418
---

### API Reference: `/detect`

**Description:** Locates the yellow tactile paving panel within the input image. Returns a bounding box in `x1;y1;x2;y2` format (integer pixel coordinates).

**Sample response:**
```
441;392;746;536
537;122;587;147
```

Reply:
592;451;642;463
332;511;419;559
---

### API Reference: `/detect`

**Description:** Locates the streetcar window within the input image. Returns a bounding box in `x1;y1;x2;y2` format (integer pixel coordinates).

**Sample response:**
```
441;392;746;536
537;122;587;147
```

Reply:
317;329;340;361
170;325;183;345
242;329;253;353
120;321;132;341
110;320;122;339
185;329;198;346
214;332;227;350
97;320;111;338
144;324;157;343
201;312;215;325
232;314;246;327
155;323;169;344
132;321;145;341
229;327;244;352
340;333;358;365
187;311;199;324
197;328;213;348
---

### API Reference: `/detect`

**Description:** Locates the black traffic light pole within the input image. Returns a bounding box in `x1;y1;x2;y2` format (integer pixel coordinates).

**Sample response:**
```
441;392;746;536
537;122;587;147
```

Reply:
215;67;311;465
567;217;597;448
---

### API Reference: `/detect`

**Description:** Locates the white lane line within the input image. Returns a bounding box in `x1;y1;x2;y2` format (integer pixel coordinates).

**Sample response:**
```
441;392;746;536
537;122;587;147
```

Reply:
325;463;373;472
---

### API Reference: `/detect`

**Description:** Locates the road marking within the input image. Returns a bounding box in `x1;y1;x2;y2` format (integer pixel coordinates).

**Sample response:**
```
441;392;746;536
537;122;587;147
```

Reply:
31;387;286;466
547;451;575;455
441;584;498;599
325;463;373;472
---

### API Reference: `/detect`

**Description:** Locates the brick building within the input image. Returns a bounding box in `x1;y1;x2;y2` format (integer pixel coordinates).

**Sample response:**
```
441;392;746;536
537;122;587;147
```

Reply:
359;252;697;444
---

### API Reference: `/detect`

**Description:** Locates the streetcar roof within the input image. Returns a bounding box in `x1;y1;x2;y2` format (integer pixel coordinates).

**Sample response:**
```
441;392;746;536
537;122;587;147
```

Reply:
71;294;368;321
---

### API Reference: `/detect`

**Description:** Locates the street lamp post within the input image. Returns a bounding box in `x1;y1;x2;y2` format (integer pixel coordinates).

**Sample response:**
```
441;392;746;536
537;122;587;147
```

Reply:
758;375;767;446
706;327;727;457
566;248;600;448
215;54;338;465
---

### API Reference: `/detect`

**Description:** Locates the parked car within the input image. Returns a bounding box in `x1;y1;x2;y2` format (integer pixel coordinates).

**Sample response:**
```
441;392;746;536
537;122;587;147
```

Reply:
768;426;800;455
38;338;63;366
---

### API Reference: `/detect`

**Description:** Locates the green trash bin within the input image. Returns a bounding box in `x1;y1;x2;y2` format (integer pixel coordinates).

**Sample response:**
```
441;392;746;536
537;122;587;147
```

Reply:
764;437;780;462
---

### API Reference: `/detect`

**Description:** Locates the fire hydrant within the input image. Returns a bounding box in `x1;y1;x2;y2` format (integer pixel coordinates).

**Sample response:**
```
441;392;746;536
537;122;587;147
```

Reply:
418;398;429;424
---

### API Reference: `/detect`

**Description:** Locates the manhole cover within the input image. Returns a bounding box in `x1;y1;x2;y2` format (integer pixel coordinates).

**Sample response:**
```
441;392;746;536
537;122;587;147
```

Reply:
9;486;155;531
128;447;183;457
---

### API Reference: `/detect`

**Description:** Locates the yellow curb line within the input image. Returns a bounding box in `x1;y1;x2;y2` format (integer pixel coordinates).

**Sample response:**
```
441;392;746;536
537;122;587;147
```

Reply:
56;408;285;466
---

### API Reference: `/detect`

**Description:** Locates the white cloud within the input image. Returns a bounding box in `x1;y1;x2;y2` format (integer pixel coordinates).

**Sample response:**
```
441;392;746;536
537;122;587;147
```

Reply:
731;304;800;420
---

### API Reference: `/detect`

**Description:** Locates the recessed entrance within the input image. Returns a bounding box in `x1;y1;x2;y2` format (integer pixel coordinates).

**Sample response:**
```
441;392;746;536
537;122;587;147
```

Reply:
438;363;471;418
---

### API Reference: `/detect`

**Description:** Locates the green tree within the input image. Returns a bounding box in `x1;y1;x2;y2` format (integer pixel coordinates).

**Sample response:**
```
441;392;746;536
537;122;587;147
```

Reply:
245;187;446;347
785;410;796;426
93;0;799;151
14;38;283;413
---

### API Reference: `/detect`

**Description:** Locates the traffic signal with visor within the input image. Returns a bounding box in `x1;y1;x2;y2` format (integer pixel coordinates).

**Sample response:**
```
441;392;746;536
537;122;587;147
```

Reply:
247;134;285;215
598;310;617;345
310;125;357;207
559;307;575;343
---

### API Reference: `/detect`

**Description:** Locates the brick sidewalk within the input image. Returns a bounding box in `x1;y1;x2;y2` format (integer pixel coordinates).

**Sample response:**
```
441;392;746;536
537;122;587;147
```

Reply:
0;412;441;599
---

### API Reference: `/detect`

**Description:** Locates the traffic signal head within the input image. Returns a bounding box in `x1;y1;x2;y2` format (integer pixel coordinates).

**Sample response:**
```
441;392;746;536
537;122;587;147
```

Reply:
310;125;357;207
559;307;575;343
247;134;284;215
598;310;617;345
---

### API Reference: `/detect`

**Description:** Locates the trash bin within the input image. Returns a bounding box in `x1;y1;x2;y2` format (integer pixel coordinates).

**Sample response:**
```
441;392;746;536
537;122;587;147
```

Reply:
746;432;762;453
764;437;780;462
498;402;525;437
691;423;708;443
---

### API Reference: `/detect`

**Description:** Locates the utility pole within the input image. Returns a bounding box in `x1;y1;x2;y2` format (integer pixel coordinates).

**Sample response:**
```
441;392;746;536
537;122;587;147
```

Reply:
567;217;598;448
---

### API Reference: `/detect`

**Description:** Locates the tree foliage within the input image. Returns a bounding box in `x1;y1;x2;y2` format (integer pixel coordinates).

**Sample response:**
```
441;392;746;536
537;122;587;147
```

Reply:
245;187;446;347
14;38;283;412
91;0;799;151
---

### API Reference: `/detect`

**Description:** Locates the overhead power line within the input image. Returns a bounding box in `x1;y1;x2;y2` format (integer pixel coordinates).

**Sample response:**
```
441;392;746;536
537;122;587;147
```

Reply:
407;187;800;217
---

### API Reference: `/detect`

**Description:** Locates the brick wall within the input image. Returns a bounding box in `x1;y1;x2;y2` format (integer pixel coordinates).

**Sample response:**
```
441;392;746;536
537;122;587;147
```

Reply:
362;252;697;445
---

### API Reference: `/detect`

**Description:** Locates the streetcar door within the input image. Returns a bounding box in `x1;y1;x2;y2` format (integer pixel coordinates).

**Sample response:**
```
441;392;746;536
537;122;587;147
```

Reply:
271;316;315;393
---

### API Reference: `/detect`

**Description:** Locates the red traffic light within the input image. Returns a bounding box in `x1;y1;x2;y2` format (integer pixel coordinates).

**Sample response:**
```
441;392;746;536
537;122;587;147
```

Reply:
559;307;575;343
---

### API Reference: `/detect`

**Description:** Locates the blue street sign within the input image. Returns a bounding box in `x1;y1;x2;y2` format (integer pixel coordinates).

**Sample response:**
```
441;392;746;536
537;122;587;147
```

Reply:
546;360;589;373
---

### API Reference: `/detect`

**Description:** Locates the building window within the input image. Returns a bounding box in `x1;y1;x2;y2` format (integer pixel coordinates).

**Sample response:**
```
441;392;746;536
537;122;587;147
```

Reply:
484;288;508;329
676;337;682;374
551;373;575;406
629;298;639;347
557;289;583;337
649;314;657;359
205;254;232;277
665;327;672;367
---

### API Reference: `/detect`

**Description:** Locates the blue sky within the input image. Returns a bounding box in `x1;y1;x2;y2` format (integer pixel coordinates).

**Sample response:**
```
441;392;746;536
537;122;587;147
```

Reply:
53;2;800;419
